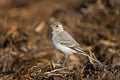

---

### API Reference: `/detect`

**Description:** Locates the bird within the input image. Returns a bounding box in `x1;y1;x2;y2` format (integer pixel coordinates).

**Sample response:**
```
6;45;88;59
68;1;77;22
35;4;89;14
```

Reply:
50;22;104;67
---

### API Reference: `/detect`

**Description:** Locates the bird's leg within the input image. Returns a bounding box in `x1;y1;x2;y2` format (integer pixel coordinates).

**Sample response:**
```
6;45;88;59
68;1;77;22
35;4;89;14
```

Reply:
62;54;68;68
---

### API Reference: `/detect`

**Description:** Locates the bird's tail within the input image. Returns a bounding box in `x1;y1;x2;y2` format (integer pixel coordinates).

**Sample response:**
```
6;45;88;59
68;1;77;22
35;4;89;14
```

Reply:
73;47;105;67
79;52;105;67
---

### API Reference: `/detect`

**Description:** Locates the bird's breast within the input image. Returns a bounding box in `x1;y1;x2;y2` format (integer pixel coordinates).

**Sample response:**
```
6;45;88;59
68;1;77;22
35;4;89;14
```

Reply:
51;35;76;54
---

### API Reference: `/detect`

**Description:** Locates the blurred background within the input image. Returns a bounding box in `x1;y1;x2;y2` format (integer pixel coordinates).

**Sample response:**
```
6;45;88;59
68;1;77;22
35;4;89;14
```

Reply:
0;0;120;79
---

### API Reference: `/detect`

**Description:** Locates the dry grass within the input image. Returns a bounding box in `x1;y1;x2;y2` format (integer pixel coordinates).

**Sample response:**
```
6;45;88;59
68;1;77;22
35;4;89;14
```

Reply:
0;0;120;80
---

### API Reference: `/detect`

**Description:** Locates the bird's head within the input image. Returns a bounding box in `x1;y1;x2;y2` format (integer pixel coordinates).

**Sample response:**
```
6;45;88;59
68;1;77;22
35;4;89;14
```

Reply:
50;22;64;32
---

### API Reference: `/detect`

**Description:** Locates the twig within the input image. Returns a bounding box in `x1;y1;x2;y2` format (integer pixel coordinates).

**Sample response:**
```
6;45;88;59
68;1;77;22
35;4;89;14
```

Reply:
44;67;68;74
88;49;94;64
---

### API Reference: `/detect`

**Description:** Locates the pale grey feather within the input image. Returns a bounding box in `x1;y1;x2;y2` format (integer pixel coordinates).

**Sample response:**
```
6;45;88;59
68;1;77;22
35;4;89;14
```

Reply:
55;31;85;53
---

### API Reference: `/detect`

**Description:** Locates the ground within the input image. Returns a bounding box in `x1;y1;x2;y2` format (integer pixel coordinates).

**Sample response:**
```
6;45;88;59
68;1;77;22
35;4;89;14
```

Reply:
0;0;120;80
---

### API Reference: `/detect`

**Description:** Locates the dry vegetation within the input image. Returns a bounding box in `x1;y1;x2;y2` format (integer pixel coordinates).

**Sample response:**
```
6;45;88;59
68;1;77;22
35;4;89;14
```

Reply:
0;0;120;80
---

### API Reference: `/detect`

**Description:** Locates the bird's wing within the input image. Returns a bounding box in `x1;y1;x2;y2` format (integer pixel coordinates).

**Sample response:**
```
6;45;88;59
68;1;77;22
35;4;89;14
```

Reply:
56;31;85;53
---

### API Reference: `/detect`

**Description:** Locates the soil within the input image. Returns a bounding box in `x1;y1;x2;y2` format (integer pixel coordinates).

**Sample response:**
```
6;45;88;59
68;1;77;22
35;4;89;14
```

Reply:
0;0;120;80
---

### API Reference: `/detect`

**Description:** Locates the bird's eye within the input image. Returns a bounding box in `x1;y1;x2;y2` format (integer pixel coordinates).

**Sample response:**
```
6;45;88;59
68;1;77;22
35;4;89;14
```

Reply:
56;25;59;27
